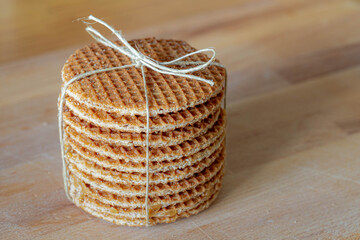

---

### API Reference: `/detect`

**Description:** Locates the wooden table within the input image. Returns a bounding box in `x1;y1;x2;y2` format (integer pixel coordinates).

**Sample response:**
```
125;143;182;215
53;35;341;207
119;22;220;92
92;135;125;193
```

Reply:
2;0;360;239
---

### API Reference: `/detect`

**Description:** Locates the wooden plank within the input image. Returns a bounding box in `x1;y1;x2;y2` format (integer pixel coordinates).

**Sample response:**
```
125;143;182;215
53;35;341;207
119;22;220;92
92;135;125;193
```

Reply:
2;0;360;239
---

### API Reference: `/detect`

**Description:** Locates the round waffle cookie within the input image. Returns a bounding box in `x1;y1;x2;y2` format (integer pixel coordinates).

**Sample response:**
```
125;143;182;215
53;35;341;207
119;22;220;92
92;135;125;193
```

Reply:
64;91;224;133
67;143;225;185
64;109;225;162
67;155;225;226
63;103;222;146
65;130;225;173
67;152;225;197
69;178;222;226
69;165;224;208
61;38;226;116
60;36;226;226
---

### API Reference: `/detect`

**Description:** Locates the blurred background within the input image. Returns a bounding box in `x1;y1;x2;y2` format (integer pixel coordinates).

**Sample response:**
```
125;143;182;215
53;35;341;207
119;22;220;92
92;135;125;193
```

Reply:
2;0;359;99
0;0;242;63
3;0;360;102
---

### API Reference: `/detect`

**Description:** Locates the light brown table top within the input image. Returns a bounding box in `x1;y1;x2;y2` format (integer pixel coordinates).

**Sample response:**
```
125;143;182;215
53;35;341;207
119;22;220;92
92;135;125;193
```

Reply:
2;0;360;239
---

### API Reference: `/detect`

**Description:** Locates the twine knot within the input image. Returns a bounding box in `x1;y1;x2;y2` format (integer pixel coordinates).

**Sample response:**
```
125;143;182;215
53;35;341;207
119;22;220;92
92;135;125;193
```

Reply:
84;15;217;86
131;56;143;68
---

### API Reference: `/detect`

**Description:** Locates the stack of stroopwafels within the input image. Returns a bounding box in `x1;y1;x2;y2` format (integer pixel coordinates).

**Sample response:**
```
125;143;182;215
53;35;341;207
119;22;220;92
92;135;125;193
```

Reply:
60;37;226;226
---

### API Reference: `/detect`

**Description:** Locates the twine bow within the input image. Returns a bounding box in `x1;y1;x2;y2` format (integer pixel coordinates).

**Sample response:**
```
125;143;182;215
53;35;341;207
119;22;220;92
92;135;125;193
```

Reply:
59;15;225;226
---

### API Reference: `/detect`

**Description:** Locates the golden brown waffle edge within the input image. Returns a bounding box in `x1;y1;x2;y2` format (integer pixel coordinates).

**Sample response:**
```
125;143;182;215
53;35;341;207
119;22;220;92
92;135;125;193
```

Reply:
62;39;226;116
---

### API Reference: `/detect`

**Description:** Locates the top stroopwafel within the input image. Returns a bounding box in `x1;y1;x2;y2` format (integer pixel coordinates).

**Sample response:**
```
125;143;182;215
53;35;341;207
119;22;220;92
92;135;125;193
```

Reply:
62;38;226;116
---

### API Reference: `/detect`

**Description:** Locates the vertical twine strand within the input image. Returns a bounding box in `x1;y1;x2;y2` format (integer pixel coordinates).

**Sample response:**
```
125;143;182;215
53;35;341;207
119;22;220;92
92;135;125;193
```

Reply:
141;65;151;226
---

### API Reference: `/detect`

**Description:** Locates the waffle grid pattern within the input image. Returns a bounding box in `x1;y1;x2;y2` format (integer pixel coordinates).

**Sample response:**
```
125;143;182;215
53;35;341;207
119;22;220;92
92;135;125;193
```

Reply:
62;39;226;115
63;106;221;146
61;38;226;226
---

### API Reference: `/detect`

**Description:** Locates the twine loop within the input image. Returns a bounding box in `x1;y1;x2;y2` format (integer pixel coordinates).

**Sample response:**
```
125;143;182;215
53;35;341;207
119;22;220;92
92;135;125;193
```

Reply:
85;15;216;85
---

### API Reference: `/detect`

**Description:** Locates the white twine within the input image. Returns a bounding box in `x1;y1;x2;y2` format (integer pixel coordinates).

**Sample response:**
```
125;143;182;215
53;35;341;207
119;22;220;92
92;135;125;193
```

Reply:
59;15;226;226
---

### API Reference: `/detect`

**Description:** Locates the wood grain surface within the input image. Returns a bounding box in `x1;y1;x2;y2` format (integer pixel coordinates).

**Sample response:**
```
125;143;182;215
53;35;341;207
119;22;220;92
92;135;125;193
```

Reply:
2;0;360;239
